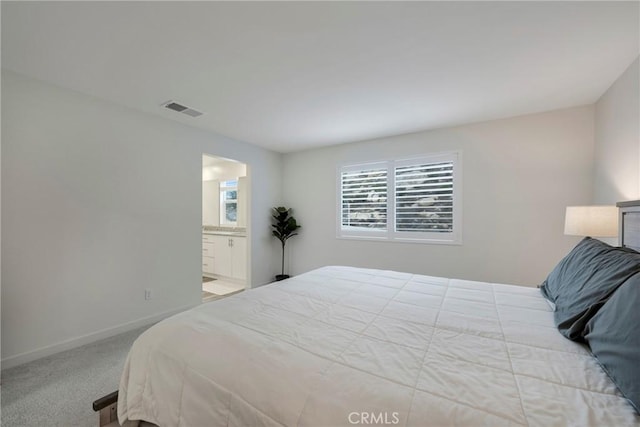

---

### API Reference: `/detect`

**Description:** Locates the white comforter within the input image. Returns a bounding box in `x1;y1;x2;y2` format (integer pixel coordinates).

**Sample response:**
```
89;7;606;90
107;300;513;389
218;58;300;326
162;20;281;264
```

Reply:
118;266;639;426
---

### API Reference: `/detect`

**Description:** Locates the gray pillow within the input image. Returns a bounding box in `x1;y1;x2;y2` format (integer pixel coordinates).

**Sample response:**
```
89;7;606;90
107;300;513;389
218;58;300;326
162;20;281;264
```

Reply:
540;237;640;340
584;274;640;414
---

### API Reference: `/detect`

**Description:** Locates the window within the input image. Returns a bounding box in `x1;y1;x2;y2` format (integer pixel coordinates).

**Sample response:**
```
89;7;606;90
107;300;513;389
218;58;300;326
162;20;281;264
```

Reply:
220;180;238;225
340;163;388;231
338;152;461;244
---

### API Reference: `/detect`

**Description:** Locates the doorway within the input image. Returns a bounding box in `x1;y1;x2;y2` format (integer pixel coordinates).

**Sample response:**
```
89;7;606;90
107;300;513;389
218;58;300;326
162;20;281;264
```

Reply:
202;154;249;302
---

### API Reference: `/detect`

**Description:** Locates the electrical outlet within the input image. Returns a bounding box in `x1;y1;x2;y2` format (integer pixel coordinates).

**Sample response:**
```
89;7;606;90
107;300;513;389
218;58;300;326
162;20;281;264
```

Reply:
144;288;152;300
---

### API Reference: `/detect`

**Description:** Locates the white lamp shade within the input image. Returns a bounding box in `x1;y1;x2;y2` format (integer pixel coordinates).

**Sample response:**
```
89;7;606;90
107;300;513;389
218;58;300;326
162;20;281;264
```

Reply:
564;206;618;237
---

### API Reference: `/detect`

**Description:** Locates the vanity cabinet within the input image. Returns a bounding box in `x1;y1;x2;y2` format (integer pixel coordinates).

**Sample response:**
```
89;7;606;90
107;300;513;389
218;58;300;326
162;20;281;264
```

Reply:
230;236;247;280
202;234;216;276
211;235;232;277
203;234;246;281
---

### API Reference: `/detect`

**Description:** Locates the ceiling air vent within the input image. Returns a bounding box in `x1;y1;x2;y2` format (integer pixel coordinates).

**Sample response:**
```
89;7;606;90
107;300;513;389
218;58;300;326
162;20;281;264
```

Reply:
161;100;204;118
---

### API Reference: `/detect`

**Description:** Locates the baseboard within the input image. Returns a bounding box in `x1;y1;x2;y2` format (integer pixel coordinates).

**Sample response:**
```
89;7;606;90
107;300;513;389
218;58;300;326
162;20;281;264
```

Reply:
1;303;197;370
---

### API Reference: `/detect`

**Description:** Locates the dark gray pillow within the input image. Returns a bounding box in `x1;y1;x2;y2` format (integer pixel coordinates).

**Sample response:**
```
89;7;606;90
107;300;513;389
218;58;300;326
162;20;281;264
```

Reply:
540;237;640;340
584;274;640;414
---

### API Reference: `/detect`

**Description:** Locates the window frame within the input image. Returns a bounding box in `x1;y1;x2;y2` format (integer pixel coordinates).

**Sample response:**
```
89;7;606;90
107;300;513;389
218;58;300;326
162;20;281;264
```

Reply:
219;180;238;226
336;151;462;245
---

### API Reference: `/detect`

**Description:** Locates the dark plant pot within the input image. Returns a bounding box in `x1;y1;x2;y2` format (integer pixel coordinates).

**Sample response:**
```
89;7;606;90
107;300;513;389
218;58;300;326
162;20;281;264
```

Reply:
275;274;290;282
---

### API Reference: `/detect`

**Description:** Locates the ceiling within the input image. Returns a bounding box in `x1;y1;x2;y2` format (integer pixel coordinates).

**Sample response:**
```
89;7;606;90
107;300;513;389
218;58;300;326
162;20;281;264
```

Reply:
2;2;638;153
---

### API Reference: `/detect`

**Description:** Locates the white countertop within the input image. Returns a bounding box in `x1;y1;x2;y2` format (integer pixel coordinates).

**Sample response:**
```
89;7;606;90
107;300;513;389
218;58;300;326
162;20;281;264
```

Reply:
203;230;246;237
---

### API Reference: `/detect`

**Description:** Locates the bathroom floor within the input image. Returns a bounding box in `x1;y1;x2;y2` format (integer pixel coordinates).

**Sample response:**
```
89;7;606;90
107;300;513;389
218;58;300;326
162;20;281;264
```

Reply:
202;278;245;302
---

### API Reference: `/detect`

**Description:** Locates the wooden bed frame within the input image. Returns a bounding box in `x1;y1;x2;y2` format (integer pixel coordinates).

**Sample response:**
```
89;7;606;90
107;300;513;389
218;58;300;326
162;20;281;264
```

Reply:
93;391;118;427
617;200;640;251
93;200;640;427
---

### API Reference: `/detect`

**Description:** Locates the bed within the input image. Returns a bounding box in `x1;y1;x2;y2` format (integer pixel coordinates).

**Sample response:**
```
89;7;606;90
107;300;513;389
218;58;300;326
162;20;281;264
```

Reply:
117;202;640;427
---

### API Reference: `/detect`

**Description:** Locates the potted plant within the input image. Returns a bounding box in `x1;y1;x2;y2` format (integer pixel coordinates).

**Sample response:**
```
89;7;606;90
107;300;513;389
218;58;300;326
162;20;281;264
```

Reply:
271;206;301;281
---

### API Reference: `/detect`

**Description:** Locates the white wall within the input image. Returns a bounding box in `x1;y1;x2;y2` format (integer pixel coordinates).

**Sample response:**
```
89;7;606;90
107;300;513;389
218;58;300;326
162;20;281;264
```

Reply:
283;106;595;286
1;71;283;367
593;57;640;204
202;160;247;182
202;180;220;226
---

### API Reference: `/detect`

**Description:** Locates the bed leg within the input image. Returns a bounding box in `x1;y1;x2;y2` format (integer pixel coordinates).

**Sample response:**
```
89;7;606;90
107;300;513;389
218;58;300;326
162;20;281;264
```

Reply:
93;390;119;426
98;402;118;426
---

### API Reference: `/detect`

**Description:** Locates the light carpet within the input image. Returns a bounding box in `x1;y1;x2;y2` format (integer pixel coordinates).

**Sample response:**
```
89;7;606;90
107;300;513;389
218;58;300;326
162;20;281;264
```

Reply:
1;325;151;427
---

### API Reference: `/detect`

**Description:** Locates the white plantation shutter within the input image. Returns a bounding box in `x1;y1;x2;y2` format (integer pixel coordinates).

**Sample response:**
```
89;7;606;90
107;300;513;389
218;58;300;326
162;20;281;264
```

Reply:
340;164;388;231
395;161;454;233
338;152;461;244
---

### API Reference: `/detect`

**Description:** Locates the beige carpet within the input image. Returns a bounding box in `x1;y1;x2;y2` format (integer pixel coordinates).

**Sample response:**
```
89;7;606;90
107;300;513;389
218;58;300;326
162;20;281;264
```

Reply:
1;325;152;427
